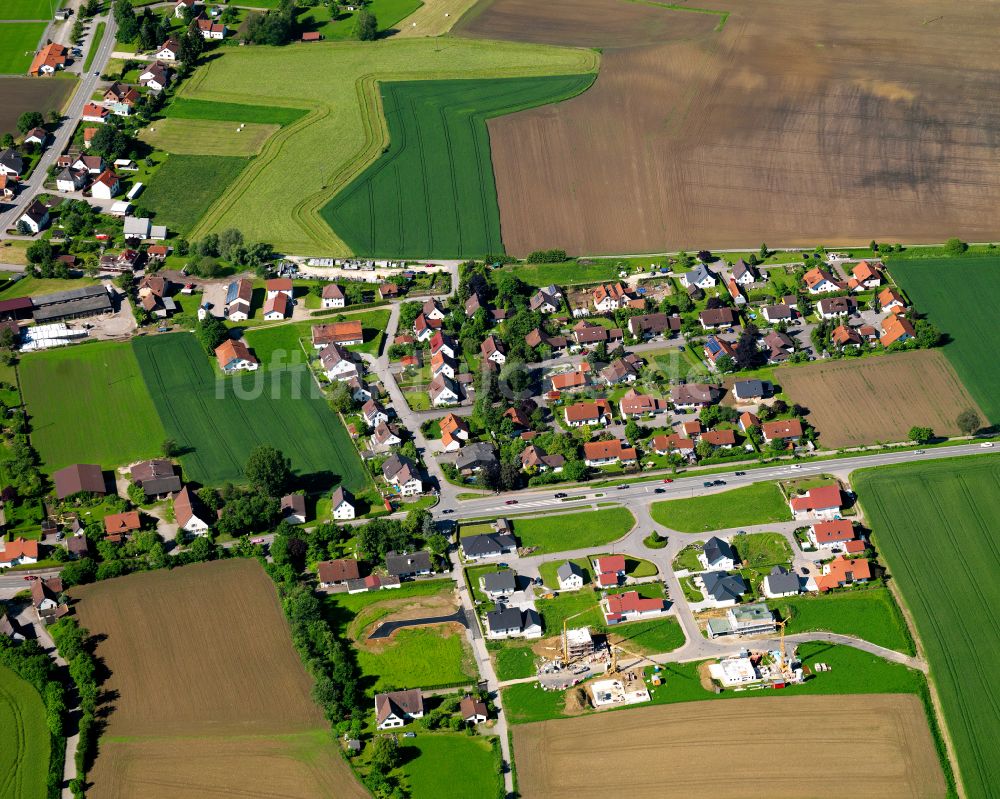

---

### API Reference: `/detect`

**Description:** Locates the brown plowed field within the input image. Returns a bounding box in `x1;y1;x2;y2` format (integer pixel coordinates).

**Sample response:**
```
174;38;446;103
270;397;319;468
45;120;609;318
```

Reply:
471;0;1000;255
777;349;983;448
72;559;367;799
0;77;75;137
514;694;946;798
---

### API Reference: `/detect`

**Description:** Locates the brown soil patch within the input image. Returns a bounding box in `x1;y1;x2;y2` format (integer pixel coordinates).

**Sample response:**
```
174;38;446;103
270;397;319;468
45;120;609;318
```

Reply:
0;77;76;137
514;694;946;798
776;349;983;448
455;0;717;48
72;560;367;799
481;0;1000;255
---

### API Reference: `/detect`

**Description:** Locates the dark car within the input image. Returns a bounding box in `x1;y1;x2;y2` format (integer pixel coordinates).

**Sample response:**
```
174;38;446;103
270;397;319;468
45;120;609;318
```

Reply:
441;509;454;514
654;488;665;494
703;481;713;488
800;566;811;575
713;480;726;486
505;499;518;505
554;492;567;499
617;484;628;490
735;471;746;476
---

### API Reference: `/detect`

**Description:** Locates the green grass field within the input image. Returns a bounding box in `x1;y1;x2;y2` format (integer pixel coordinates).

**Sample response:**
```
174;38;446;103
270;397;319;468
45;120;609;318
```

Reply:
298;0;421;39
500;260;623;287
503;641;926;725
651;482;791;532
854;456;1000;798
0;0;53;19
0;23;47;73
132;333;369;490
323;74;593;258
356;627;474;692
511;507;634;554
165;97;309;125
140;154;249;234
20;341;166;472
140;118;280;156
492;643;538;680
768;587;914;655
243;309;390;364
82;21;105;72
399;734;501;799
0;276;100;300
179;39;598;253
890;256;1000;425
0;664;49;799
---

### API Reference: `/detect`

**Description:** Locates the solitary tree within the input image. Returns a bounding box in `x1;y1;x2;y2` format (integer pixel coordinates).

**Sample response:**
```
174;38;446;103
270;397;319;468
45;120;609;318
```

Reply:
354;8;377;38
956;409;981;437
17;111;44;135
908;426;934;445
243;445;293;497
162;438;179;457
943;237;968;257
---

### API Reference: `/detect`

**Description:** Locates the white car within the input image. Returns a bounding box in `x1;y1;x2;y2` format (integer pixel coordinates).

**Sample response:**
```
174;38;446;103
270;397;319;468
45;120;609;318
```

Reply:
980;442;994;448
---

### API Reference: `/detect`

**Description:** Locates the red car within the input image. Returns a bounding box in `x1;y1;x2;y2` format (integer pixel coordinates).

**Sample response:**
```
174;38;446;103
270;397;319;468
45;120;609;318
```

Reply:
505;499;518;505
662;478;674;483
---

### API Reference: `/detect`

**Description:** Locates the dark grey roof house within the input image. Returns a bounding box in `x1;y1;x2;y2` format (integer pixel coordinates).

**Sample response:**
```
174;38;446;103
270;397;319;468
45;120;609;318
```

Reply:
702;571;747;603
385;549;433;577
480;570;517;597
702;536;735;569
460;533;516;560
455;441;498;474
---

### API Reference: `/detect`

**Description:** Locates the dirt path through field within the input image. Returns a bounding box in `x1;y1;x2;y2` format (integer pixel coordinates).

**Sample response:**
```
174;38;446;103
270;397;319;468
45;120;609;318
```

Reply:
514;693;946;798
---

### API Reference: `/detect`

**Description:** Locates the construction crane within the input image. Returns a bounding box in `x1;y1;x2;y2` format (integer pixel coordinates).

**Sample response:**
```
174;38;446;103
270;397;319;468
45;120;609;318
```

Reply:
775;620;793;679
610;641;659;674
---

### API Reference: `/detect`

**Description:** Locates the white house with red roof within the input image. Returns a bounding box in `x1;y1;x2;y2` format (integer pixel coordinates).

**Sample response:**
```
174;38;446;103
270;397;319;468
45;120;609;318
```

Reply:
593;555;626;588
807;519;858;550
789;484;843;520
602;591;667;625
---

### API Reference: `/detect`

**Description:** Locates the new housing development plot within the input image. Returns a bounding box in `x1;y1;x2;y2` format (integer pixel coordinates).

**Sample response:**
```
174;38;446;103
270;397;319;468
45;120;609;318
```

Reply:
776;350;982;449
71;560;368;799
855;457;1000;799
478;0;1000;255
514;695;945;799
133;334;368;490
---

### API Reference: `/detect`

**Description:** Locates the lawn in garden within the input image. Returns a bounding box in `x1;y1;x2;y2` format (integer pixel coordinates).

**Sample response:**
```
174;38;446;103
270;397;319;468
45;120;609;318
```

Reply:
19;340;166;472
178;38;598;253
242;309;391;365
398;734;501;799
511;507;634;554
323;73;593;258
132;333;369;491
853;455;1000;798
354;627;474;692
0;23;47;73
0;664;49;799
491;643;538;680
140;154;249;234
889;255;1000;425
651;482;791;533
767;586;914;655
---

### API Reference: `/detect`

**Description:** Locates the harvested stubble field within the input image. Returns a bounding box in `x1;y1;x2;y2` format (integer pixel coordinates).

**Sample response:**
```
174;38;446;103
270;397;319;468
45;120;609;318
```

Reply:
139;118;280;157
179;39;597;253
890;256;1000;425
776;350;982;448
0;77;75;136
72;559;367;799
473;0;1000;255
514;694;945;799
133;333;369;490
323;74;593;258
854;457;1000;799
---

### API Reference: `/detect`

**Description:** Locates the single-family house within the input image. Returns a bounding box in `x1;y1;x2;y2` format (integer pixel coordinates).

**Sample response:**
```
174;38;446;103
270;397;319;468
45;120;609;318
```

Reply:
699;536;736;571
556;561;584;590
262;291;290;320
761;304;794;324
761;418;803;445
704;335;736;366
733;379;773;401
738;411;760;432
0;149;26;178
763;566;801;598
382;455;423;496
90;168;119;199
529;287;561;313
803;267;839;294
130;459;181;499
670;383;721;409
789;484;843;520
138;61;171;92
816;296;854;320
816;556;872;592
679;263;717;289
156;38;181;60
726;277;747;306
81;103;109;123
832;324;863;348
460;533;516;561
619;389;668;418
330;486;356;520
23;128;48;147
429;373;460;406
849;261;882;291
18;200;50;234
564;398;612;427
319;343;358;382
486;607;542;639
602;591;667;625
600;355;641;386
480;570;517;599
321;283;345;308
280;494;307;525
362;400;389;427
808;519;857;550
880;314;916;347
30;576;66;624
699;307;737;330
702;429;736;449
481;335;506;365
173;485;210;534
429;331;456;359
762;329;795;363
455;442;498;475
706;603;777;638
104;511;141;541
573;320;609;346
214;338;258;372
583;439;637;468
174;0;198;17
422;298;445;321
520;444;565;473
430;350;456;380
878;287;906;314
264;277;293;300
0;538;39;567
375;689;424;729
460;695;488;725
700;571;747;605
551;366;589;392
225;278;253;320
385;550;433;579
592;282;632;312
651;434;695;457
318;558;361;587
196;17;227;38
628;312;680;340
732;259;759;285
593;555;626;588
371;421;402;451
